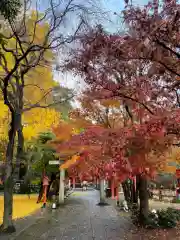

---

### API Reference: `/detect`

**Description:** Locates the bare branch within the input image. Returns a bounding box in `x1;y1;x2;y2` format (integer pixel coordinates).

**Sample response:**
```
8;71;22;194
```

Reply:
23;93;75;112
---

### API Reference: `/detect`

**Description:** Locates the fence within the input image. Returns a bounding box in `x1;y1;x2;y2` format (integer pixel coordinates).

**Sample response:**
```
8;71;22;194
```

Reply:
13;183;40;194
152;189;176;202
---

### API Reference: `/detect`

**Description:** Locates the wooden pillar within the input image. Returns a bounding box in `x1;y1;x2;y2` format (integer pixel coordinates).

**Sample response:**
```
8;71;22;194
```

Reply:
99;179;105;204
111;178;115;199
59;169;65;205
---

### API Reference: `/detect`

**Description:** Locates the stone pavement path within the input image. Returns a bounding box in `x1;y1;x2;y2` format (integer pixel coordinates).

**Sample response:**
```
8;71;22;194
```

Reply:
9;189;133;240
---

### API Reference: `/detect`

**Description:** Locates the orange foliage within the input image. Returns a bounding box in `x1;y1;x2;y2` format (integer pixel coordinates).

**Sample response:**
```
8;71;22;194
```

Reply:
60;155;80;170
52;122;74;142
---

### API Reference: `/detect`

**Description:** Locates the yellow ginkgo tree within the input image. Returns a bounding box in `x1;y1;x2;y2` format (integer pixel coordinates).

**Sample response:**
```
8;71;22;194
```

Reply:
0;3;82;232
23;108;60;141
0;101;9;141
0;102;9;162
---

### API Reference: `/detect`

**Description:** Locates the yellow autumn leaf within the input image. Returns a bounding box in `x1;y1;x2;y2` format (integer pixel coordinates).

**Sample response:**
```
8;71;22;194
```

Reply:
23;108;60;140
0;194;40;224
0;11;62;143
0;101;9;140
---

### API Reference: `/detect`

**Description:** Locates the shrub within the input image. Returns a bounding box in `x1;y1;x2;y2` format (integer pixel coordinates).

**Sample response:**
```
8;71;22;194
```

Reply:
131;205;140;226
157;208;177;228
131;208;159;228
145;212;159;229
172;198;180;204
131;207;180;229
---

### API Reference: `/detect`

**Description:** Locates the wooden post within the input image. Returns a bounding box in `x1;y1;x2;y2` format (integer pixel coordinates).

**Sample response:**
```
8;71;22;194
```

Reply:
96;178;99;189
73;177;75;189
68;179;71;189
116;183;120;206
94;177;96;188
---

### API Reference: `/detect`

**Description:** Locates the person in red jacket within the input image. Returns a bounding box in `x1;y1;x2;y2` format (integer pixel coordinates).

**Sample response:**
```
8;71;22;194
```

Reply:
37;170;50;207
42;172;50;208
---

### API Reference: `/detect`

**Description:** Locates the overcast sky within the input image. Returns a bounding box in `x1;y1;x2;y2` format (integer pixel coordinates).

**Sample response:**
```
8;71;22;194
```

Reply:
33;0;149;101
54;0;149;93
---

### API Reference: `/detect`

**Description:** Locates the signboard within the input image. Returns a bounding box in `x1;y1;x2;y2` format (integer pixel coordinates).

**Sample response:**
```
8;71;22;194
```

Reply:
49;160;65;165
49;160;60;165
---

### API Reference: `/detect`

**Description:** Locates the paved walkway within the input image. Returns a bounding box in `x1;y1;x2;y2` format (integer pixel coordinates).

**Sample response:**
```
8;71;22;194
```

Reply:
7;189;133;240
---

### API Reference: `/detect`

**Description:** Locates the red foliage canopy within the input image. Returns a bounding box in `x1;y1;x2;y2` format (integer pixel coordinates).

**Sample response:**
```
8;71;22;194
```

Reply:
58;0;180;181
53;110;180;181
66;1;179;109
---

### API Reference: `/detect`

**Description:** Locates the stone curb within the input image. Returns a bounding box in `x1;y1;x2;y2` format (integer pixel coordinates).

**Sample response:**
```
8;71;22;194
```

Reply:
1;209;45;240
64;189;74;199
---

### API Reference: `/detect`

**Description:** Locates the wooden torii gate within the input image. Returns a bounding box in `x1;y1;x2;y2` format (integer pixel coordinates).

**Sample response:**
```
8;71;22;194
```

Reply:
58;154;80;204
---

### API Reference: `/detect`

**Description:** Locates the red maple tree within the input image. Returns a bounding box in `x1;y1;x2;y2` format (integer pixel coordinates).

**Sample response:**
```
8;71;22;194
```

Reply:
59;0;180;224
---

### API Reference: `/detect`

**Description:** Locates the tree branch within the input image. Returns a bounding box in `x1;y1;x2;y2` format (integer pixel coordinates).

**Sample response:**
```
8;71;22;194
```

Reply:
23;94;75;112
155;38;180;59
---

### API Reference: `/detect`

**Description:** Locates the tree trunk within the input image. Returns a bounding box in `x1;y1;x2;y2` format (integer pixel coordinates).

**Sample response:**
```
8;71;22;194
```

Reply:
2;172;14;233
13;112;24;181
139;175;149;224
16;84;24;180
116;183;120;206
122;179;139;209
0;112;16;233
17;125;24;180
131;178;138;204
135;174;140;204
122;180;131;203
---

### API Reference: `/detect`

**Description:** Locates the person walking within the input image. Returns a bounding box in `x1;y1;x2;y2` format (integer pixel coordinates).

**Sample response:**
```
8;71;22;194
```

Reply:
42;172;50;208
37;170;45;203
47;173;56;200
37;180;43;203
82;180;87;191
48;178;59;201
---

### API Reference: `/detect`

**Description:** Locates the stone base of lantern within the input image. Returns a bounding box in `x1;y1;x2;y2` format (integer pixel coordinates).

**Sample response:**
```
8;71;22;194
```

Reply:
97;202;109;206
